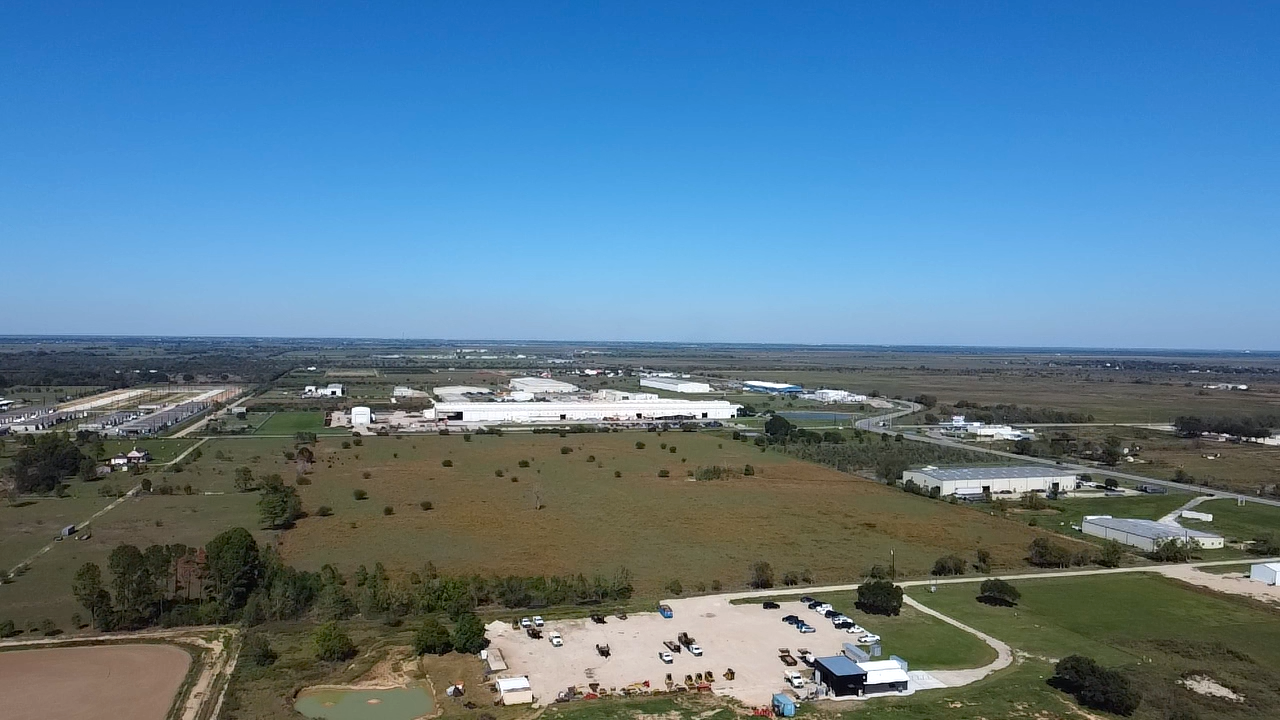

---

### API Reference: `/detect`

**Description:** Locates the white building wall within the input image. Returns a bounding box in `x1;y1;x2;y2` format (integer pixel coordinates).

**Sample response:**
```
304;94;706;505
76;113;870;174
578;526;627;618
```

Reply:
430;399;740;424
640;378;713;394
1250;563;1280;585
902;471;1069;495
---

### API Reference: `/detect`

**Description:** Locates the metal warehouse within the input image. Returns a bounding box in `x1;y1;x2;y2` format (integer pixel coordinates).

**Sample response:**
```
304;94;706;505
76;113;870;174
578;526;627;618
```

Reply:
902;466;1078;496
813;655;910;697
427;398;741;424
1081;516;1225;551
743;380;802;394
640;377;712;394
509;377;580;394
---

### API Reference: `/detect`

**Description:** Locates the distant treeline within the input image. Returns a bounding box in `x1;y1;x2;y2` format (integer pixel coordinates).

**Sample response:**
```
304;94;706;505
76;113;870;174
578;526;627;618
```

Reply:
945;401;1094;425
69;527;635;633
1173;415;1277;439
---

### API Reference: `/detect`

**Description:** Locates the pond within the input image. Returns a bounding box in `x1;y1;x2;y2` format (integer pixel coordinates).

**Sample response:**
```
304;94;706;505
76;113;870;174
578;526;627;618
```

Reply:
295;686;434;720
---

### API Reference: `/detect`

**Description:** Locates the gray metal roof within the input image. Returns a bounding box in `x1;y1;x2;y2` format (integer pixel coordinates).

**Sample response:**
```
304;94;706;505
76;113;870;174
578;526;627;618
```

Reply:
910;466;1077;482
1083;517;1222;540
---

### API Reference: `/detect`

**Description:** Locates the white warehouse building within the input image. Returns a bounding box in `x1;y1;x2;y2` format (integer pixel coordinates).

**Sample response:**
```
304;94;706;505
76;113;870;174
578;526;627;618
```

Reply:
350;406;374;425
640;377;713;394
1081;516;1225;551
509;377;579;394
902;466;1078;496
428;399;740;425
1250;562;1280;586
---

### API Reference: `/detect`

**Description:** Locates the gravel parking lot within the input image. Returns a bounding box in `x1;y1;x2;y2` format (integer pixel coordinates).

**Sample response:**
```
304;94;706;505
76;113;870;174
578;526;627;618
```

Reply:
487;594;886;707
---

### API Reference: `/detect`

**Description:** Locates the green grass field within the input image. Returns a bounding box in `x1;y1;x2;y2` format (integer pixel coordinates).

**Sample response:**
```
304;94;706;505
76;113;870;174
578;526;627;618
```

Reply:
1180;499;1280;543
911;574;1280;719
253;411;345;435
733;594;995;670
99;438;199;463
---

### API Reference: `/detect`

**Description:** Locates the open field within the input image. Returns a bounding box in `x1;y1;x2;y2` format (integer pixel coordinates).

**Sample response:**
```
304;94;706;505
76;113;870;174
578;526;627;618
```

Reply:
99;438;200;463
0;495;112;570
253;410;346;435
1180;498;1280;543
0;643;191;720
267;432;1059;593
913;574;1280;719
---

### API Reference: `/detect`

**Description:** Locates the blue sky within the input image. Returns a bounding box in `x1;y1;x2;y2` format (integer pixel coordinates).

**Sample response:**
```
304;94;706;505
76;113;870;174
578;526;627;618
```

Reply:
3;2;1277;348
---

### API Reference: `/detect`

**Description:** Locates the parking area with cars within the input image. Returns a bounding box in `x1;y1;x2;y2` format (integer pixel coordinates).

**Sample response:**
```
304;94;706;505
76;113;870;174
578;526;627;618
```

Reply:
485;593;893;707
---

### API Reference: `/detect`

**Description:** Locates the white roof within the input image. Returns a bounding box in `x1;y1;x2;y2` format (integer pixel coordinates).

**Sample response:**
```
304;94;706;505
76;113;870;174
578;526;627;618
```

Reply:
434;386;492;396
1084;516;1222;541
1253;562;1280;571
495;676;531;693
744;380;800;389
856;660;910;685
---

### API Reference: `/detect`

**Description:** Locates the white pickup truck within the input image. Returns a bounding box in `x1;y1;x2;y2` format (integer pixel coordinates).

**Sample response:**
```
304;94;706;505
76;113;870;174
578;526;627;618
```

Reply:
784;670;806;689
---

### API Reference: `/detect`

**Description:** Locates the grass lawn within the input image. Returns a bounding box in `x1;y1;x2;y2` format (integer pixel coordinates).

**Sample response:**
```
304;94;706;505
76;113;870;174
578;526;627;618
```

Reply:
267;432;1057;595
732;594;995;670
1180;499;1280;543
0;495;113;570
99;438;200;463
254;411;344;435
911;574;1280;719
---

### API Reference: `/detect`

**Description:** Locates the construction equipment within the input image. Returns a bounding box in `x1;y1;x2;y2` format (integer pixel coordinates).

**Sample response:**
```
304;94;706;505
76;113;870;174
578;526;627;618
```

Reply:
590;613;607;624
779;649;798;666
596;643;611;657
678;632;696;649
665;673;674;690
695;672;704;684
705;670;715;682
526;627;542;639
663;640;682;653
724;668;736;681
684;674;695;688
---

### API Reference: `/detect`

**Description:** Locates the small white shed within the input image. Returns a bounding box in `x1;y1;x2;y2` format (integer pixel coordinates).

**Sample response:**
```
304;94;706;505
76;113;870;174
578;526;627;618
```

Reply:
1250;562;1280;586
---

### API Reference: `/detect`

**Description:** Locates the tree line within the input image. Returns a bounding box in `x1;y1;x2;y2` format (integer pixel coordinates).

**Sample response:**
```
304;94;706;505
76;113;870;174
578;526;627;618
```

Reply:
1173;415;1276;439
70;527;635;632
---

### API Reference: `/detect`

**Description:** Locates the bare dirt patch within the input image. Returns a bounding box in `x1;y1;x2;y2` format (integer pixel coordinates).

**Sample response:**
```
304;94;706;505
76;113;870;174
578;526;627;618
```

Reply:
0;643;191;720
1179;674;1244;702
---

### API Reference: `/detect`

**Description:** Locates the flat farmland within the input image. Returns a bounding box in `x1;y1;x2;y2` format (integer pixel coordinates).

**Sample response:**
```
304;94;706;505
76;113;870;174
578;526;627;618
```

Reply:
0;495;113;570
0;644;192;720
252;410;344;435
274;432;1058;593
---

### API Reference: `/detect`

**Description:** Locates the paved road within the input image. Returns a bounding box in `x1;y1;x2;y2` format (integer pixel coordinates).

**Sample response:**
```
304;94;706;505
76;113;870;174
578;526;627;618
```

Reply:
854;402;1280;509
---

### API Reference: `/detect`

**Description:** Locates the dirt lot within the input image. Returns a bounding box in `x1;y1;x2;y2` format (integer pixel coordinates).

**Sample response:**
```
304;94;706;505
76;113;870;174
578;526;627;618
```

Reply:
488;594;920;708
0;643;191;720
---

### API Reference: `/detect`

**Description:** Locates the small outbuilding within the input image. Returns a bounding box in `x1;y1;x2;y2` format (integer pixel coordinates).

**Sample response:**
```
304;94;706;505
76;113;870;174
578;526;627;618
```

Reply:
1251;562;1280;586
812;655;910;697
771;693;797;717
495;676;534;706
350;406;373;425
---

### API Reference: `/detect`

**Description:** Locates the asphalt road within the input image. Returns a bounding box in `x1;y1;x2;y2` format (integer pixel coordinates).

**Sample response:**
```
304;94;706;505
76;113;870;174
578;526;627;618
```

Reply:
855;402;1280;509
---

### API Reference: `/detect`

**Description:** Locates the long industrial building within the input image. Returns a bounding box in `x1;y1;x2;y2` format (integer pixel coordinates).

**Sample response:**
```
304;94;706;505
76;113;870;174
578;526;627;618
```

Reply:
509;377;579;394
1081;516;1224;551
902;466;1078;496
640;377;712;394
428;398;741;424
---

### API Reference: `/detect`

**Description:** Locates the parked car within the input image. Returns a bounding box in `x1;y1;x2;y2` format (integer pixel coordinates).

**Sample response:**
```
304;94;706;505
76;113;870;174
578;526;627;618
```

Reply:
533;616;545;627
763;601;780;610
782;614;800;624
845;625;866;635
823;609;841;619
688;643;703;656
549;632;563;647
814;604;833;614
659;651;674;664
832;619;854;629
806;601;823;610
798;624;816;634
857;634;881;644
799;596;815;604
519;617;532;628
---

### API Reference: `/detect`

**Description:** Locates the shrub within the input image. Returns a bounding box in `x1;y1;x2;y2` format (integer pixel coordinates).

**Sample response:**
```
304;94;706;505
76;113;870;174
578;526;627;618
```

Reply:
1050;655;1140;716
383;506;394;516
749;561;775;589
353;489;368;501
313;621;356;661
657;469;670;478
743;464;755;476
451;612;489;654
295;476;311;485
442;459;453;467
660;443;667;450
635;441;645;450
710;580;722;592
518;460;530;468
362;471;372;479
586;455;595;462
560;446;573;455
931;555;966;576
977;578;1021;606
341;441;351;449
1028;538;1072;568
856;579;904;616
664;579;683;595
463;434;472;442
614;470;622;478
352;437;362;446
243;632;278;666
412;618;453;655
669;446;677;453
782;570;799;586
420;500;433;511
316;505;333;517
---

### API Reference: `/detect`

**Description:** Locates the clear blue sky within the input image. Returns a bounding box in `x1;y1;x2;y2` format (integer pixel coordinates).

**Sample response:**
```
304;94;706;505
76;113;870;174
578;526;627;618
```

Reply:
3;2;1277;348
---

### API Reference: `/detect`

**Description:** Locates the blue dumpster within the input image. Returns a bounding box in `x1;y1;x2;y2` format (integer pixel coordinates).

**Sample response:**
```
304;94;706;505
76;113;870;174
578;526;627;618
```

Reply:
772;693;796;717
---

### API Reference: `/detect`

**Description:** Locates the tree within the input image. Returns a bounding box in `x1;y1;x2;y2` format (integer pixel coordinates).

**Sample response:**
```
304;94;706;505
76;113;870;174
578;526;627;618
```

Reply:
313;621;356;661
977;578;1021;606
205;527;262;610
72;562;111;625
234;466;255;492
764;414;795;440
257;475;302;529
974;548;992;574
451;612;489;654
931;555;965;576
664;579;683;595
1098;540;1125;568
5;433;87;493
242;632;278;666
1028;538;1073;568
108;544;155;627
412;618;454;655
1051;655;1140;716
1148;539;1195;563
857;580;903;616
748;561;775;589
1250;532;1280;556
